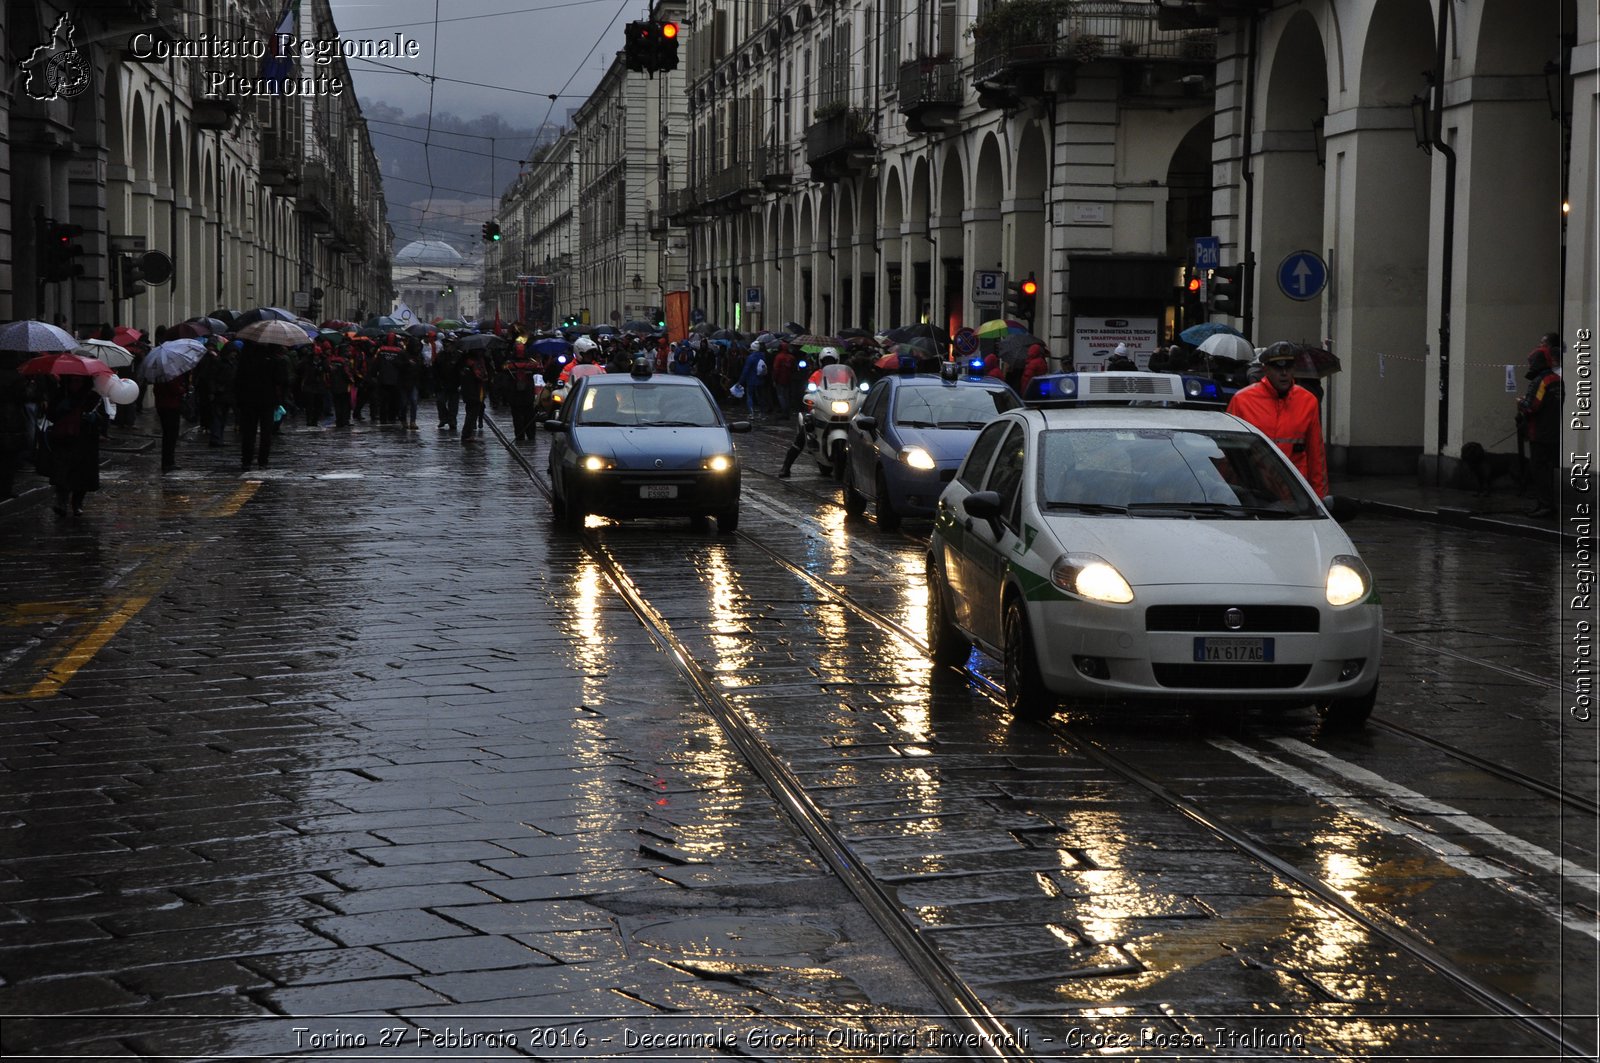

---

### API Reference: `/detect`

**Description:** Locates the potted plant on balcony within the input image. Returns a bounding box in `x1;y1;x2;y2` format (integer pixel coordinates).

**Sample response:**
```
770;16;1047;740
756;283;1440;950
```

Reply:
969;0;1076;53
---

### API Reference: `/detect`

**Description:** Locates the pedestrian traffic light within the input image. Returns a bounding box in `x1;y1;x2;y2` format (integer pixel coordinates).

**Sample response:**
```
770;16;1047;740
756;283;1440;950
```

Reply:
41;221;86;283
1208;263;1245;315
481;221;501;243
653;21;680;72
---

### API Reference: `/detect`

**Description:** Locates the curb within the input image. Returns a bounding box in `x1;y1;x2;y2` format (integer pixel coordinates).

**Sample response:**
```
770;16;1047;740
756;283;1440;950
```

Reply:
1358;497;1568;545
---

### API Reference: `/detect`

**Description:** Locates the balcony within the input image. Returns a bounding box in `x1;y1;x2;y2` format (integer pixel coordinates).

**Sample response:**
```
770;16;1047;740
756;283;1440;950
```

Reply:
804;107;877;182
663;187;701;225
701;158;762;210
295;161;334;217
186;53;239;130
760;144;794;192
259;131;299;188
898;57;963;134
971;1;1218;105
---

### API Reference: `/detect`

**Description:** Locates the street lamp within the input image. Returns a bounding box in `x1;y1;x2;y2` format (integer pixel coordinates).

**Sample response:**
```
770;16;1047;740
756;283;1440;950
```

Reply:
631;273;643;290
1409;93;1433;154
1310;115;1326;167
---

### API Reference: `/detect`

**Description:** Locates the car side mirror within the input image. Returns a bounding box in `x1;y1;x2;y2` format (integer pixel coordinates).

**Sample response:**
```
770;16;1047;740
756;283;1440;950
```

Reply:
855;414;877;436
963;490;1002;521
728;420;753;433
1323;494;1361;522
542;419;568;432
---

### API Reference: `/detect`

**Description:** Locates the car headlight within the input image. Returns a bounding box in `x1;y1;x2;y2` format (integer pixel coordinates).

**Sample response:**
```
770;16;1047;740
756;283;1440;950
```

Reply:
829;399;852;416
1049;552;1134;604
1326;555;1372;606
581;454;614;472
898;445;937;470
703;454;734;472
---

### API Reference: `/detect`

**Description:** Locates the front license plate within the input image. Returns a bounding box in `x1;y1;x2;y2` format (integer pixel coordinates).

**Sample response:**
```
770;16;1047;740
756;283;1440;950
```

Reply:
1194;637;1273;663
640;484;678;499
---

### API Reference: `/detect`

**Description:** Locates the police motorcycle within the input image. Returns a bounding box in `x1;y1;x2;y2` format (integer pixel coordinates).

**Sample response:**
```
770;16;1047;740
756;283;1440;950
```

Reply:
802;350;868;479
537;336;597;420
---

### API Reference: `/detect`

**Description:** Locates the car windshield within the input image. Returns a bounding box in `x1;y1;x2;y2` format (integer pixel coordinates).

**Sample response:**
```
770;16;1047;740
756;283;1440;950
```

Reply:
1037;427;1321;517
575;384;720;427
893;385;1020;428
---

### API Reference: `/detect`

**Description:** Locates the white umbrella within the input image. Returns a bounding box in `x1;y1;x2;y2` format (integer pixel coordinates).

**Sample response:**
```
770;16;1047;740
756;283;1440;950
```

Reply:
76;338;134;367
139;338;207;383
1198;332;1255;361
0;319;79;352
237;319;311;346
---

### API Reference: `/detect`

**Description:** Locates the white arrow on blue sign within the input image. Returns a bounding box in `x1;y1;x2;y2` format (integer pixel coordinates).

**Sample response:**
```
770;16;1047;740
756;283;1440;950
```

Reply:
1276;251;1327;301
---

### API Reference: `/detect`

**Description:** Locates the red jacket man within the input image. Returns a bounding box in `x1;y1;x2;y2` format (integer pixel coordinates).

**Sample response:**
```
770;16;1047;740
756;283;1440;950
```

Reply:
1227;343;1329;496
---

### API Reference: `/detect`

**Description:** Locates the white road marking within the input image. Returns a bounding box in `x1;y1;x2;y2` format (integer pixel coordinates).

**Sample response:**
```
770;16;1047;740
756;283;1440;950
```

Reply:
1210;737;1600;942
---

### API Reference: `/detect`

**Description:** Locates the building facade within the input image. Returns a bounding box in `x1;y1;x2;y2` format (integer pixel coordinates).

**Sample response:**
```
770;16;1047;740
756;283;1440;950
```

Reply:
3;0;390;332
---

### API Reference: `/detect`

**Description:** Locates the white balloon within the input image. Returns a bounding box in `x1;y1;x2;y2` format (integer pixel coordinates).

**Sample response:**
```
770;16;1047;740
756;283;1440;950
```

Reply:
93;373;117;396
110;378;141;405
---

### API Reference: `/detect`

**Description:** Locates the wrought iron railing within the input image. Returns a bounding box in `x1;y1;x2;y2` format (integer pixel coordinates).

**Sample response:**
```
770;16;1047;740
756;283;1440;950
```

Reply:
898;57;963;109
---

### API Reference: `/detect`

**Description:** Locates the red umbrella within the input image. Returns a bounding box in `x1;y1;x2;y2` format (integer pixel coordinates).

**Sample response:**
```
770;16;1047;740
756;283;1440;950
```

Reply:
19;352;115;377
113;326;143;348
875;352;903;370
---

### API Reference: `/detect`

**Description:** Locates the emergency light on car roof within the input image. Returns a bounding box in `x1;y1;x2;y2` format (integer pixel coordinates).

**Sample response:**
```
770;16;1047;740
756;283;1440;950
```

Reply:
1023;372;1226;408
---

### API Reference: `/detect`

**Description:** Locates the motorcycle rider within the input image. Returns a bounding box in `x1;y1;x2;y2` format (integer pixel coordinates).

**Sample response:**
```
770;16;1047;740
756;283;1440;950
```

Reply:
777;347;841;479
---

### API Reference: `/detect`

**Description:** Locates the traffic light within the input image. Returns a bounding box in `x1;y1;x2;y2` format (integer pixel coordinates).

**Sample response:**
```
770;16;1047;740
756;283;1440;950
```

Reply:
624;21;656;72
41;221;86;283
1208;264;1245;315
1017;274;1038;321
624;21;677;73
654;21;679;72
114;254;144;300
481;221;501;243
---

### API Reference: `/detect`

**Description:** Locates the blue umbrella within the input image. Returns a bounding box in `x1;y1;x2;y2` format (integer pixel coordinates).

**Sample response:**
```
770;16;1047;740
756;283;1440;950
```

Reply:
531;337;571;357
1179;322;1245;346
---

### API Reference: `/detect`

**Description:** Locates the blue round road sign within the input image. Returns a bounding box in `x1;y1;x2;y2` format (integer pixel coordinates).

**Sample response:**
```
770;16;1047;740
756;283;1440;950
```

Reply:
954;327;978;355
1276;251;1327;302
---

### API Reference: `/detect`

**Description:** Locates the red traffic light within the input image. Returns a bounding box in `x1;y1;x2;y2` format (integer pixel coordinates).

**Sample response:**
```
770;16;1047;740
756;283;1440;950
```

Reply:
1019;278;1038;297
660;21;677;38
1187;277;1202;292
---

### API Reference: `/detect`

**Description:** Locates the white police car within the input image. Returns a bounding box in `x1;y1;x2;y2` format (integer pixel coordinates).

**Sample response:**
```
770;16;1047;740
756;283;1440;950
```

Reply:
925;372;1381;726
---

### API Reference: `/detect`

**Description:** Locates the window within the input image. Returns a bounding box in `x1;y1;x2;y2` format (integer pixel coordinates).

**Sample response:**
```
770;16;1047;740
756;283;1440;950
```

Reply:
893;385;1019;427
958;419;1010;490
983;424;1027;527
861;380;889;420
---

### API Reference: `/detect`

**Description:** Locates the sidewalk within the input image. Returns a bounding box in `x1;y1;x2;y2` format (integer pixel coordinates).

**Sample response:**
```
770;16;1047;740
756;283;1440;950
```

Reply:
1336;472;1576;544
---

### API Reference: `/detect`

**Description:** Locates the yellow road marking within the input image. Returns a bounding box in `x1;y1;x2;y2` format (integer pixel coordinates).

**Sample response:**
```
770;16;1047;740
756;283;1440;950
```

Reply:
207;481;261;518
1;481;261;700
7;595;154;700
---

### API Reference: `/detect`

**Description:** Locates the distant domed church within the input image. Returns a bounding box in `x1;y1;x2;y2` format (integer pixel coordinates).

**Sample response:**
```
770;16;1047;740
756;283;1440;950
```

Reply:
391;239;480;322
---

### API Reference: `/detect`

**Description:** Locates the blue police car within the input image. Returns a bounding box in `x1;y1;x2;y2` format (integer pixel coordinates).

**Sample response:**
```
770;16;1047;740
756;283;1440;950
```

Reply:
843;365;1021;529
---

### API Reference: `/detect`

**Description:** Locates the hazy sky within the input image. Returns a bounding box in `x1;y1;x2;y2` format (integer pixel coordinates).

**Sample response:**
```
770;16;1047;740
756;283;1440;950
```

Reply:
327;0;637;126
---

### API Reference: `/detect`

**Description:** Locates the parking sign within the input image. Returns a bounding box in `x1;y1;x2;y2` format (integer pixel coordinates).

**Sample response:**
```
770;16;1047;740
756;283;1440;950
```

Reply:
973;269;1005;305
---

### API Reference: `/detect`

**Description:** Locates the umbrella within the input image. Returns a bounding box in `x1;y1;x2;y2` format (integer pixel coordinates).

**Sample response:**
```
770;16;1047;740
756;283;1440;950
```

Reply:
208;309;242;327
791;334;838;352
233;307;296;330
997;333;1044;367
975;319;1027;340
836;327;876;340
1263;341;1342;378
321;318;356;330
77;339;134;367
1198;332;1255;361
172;321;212;339
19;352;114;377
1179;321;1245;346
0;319;79;352
875;352;905;371
404;323;436;337
456;334;503;351
593;324;617;336
688;322;717;336
531;337;571;357
113;326;145;348
237;319;312;346
897;336;938;357
138;338;206;383
432;318;466;330
621;320;658;333
781;320;807;335
365;315;402;329
189;316;229;334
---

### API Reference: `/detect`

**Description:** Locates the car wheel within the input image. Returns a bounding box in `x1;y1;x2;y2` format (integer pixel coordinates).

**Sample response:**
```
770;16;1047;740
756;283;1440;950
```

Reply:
843;463;867;516
1318;681;1378;730
1003;596;1054;721
875;469;902;531
715;508;739;535
560;481;584;531
926;560;969;668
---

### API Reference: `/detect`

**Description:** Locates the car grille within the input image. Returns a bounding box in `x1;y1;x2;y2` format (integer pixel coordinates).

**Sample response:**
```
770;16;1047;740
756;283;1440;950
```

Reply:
1152;663;1312;689
1145;605;1320;633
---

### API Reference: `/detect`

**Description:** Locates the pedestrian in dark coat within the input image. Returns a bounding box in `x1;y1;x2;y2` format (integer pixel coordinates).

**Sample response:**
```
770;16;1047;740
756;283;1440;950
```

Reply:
0;358;29;500
234;340;289;471
433;342;460;432
153;372;190;471
1517;332;1565;518
458;349;490;442
397;339;423;429
298;342;331;427
44;375;103;515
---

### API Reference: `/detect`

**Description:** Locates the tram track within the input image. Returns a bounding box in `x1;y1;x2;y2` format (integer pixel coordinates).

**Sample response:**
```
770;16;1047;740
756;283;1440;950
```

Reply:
489;416;1592;1058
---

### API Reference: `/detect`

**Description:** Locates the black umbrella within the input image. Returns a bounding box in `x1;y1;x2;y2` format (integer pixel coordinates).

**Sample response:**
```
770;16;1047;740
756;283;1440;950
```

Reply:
234;307;296;330
836;327;875;339
621;320;657;333
997;333;1044;367
711;328;742;341
781;320;807;335
208;309;242;328
688;321;717;335
456;334;504;351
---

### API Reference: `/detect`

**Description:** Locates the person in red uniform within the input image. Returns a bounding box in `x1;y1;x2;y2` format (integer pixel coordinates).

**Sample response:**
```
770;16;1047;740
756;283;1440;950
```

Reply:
1226;341;1329;497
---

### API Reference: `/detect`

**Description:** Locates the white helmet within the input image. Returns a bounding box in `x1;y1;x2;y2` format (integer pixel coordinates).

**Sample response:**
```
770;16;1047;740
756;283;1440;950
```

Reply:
572;336;598;357
819;346;840;365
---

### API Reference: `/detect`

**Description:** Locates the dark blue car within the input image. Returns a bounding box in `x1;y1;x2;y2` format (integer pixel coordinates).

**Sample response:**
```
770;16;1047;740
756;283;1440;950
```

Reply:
843;372;1020;529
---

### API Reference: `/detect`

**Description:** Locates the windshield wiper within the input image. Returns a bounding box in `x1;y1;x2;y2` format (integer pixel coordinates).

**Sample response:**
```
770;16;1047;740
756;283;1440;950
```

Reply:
1126;501;1303;519
897;419;939;428
579;420;629;427
637;420;703;427
934;420;990;429
1044;501;1129;514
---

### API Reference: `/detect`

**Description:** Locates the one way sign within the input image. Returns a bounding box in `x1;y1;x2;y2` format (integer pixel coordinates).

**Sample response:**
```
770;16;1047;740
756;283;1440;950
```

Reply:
1276;250;1327;301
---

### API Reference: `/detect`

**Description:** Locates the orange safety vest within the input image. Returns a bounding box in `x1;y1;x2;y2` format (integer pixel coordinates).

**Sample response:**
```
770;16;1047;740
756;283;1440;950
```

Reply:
1226;380;1329;497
